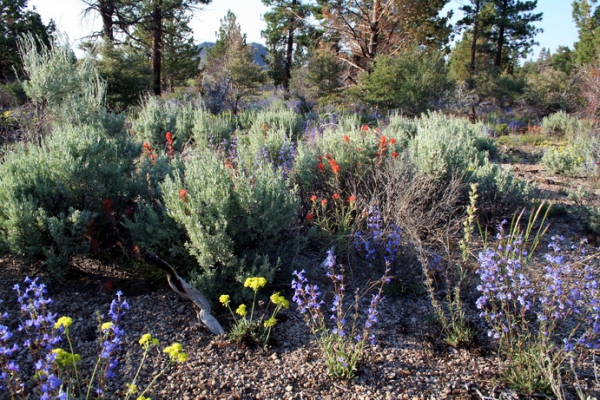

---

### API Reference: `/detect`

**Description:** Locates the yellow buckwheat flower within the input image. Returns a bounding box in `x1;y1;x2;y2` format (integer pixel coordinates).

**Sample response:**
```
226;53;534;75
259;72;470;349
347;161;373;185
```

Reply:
219;294;230;306
163;342;187;363
101;322;113;331
244;277;267;291
264;317;277;328
126;383;138;395
270;292;289;309
52;348;81;367
137;396;152;400
54;316;73;330
236;304;247;317
139;333;159;349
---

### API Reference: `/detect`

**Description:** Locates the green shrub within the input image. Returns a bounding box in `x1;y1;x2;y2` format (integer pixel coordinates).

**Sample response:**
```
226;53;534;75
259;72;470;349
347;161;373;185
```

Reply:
409;112;496;180
540;111;593;138
353;47;451;115
18;34;121;133
160;148;298;298
131;96;208;150
191;108;234;148
0;124;142;273
246;105;304;139
541;145;584;176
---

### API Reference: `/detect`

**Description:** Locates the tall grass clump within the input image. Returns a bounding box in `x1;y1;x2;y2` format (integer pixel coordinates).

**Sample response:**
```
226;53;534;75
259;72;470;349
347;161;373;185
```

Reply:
160;147;299;299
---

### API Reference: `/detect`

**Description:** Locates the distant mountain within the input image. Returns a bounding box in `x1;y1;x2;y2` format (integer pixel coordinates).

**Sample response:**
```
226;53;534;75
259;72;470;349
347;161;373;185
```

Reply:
196;42;268;69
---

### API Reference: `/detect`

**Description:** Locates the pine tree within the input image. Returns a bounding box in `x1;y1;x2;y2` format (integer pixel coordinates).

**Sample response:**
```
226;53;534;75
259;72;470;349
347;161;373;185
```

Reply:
0;0;55;82
202;11;266;113
261;0;318;94
572;0;600;65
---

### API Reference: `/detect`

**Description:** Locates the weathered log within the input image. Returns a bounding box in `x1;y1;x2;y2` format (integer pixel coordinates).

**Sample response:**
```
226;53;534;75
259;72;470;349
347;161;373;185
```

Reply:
142;252;224;335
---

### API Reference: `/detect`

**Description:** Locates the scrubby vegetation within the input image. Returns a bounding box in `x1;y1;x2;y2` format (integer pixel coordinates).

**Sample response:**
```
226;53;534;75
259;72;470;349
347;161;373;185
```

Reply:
2;0;600;398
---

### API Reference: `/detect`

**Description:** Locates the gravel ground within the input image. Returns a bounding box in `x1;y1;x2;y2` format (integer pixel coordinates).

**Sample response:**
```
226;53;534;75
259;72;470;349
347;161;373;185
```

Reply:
0;255;510;400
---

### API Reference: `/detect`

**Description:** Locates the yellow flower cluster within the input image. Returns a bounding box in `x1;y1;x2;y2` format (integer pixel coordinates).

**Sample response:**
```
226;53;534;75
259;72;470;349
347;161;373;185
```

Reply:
236;304;247;317
139;333;159;350
101;322;114;332
263;317;277;328
219;294;230;306
163;342;188;363
270;292;289;309
54;316;73;330
244;277;267;291
52;348;82;367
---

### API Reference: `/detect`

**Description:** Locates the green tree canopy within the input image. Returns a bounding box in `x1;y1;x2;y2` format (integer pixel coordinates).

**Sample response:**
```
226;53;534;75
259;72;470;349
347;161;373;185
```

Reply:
0;0;55;82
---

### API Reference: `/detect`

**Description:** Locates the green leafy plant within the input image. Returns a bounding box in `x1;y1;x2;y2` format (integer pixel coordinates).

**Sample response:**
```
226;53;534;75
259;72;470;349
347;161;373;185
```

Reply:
219;277;289;347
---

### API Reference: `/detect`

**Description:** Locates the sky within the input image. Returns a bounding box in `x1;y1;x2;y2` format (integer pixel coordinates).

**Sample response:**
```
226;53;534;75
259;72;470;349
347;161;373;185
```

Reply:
28;0;578;59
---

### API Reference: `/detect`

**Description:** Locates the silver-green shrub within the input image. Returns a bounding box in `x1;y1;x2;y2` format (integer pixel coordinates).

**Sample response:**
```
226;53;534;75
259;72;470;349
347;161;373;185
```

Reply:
409;112;496;179
190;107;234;148
0;124;141;272
131;96;209;149
18;34;123;133
160;148;298;298
245;105;305;139
541;111;593;138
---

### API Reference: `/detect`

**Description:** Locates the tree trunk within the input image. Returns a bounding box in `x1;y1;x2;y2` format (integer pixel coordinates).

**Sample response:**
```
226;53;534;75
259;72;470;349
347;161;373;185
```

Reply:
494;0;507;69
469;0;482;73
99;0;115;42
151;0;163;96
367;0;380;62
283;20;294;96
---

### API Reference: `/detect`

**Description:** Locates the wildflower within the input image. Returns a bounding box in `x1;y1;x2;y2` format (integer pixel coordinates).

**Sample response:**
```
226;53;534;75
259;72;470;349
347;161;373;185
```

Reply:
163;342;187;363
270;292;289;309
343;135;350;143
179;189;188;202
52;348;81;367
317;155;323;161
236;304;247;317
306;213;314;222
329;159;341;175
361;125;369;131
325;153;332;160
219;294;231;307
310;195;317;202
54;316;73;330
391;152;399;158
317;162;326;172
139;333;159;349
101;322;113;332
332;193;340;200
390;138;396;145
348;195;356;203
244;277;267;291
165;132;173;142
321;199;328;206
264;317;277;328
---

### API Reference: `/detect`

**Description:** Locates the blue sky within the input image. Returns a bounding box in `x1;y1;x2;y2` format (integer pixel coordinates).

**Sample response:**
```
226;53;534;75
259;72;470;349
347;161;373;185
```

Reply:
29;0;578;59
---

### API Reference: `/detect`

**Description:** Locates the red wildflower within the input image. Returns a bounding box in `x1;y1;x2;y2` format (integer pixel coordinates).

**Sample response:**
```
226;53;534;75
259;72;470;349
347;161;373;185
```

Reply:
392;151;399;158
102;198;113;213
306;213;314;222
390;138;396;145
317;162;326;172
360;125;369;131
321;199;328;206
357;147;361;152
143;142;152;152
310;195;317;202
329;159;341;175
165;132;173;142
325;153;332;160
332;193;340;200
179;189;188;202
317;155;323;161
343;135;350;143
348;195;356;203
